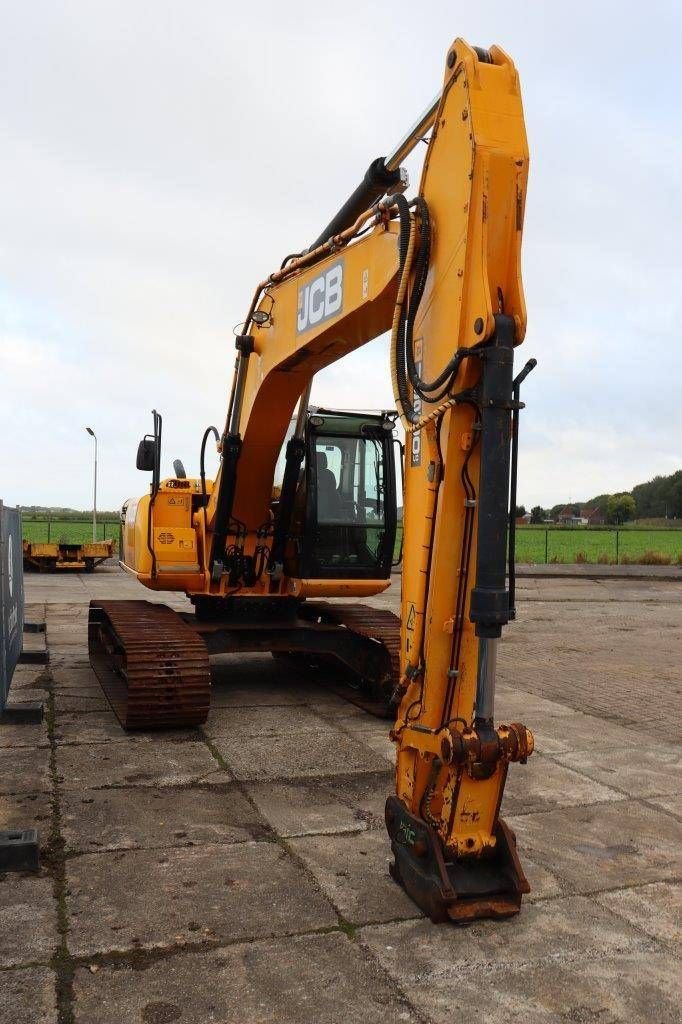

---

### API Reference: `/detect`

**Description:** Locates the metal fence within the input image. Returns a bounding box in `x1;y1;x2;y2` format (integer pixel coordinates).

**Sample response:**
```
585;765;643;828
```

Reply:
515;527;680;565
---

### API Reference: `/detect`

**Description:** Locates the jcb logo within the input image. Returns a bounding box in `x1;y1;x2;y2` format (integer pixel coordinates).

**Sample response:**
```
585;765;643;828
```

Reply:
297;261;343;333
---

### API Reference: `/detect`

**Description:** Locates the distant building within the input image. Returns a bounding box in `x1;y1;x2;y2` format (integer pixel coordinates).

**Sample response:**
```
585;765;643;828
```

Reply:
556;506;582;525
556;504;603;526
581;506;605;525
557;505;585;524
515;511;532;525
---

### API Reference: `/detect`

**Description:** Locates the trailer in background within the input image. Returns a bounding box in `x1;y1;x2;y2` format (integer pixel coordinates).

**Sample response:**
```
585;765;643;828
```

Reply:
22;538;114;572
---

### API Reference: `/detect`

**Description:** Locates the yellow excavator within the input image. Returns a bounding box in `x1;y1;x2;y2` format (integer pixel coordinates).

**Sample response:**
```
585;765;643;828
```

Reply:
89;37;536;923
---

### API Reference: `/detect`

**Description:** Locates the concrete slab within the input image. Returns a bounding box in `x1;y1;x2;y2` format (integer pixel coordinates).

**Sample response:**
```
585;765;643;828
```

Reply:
361;897;679;1024
527;712;640;755
556;744;681;798
209;682;309;708
7;664;50;690
597;880;681;947
0;717;49;749
47;626;87;644
65;841;337;956
508;799;682;894
0;745;51;794
60;783;269;853
72;932;420;1024
0;966;58;1024
0;874;59;967
246;770;395;839
311;703;392;733
357;731;395;767
304;693;368;718
290;830;420;924
245;780;368;838
50;666;102;693
48;652;90;669
56;737;225;790
53;692;109;713
0;791;52;847
495;685;577;720
212;729;390;781
20;630;49;661
501;752;623;816
518;854;564;902
4;686;49;704
54;711;199;746
322;771;396;829
204;704;334;739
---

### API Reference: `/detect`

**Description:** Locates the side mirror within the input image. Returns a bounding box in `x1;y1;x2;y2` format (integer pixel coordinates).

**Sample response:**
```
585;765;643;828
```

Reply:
136;436;157;471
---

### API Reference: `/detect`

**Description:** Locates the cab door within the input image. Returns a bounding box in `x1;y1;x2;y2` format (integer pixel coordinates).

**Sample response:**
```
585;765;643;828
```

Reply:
299;418;397;580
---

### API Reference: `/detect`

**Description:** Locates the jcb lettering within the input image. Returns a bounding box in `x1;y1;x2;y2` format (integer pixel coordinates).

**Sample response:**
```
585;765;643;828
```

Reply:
297;261;344;333
410;338;424;467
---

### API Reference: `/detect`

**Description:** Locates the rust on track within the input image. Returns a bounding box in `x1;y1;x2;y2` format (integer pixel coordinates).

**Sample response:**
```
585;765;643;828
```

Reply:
88;600;210;729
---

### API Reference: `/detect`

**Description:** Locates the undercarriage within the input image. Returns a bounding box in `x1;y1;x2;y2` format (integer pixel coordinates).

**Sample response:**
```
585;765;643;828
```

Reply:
88;598;400;729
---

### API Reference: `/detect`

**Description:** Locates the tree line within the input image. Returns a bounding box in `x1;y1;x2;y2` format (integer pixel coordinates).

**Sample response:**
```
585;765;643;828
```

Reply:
518;468;681;525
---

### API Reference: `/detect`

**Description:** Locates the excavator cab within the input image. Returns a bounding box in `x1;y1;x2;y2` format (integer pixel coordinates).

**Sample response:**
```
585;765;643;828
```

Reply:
283;410;399;581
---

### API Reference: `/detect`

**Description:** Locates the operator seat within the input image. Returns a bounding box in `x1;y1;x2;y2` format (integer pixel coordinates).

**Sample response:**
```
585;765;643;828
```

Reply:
316;451;342;519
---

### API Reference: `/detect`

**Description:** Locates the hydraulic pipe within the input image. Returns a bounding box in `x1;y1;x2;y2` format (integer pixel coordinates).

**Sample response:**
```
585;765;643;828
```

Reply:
308;92;439;250
384;93;440;172
507;358;537;619
294;381;313;439
308;158;404;251
269;382;312;575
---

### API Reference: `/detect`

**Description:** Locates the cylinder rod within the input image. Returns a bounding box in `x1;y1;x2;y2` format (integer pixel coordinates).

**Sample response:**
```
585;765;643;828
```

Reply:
475;638;498;724
384;93;440;172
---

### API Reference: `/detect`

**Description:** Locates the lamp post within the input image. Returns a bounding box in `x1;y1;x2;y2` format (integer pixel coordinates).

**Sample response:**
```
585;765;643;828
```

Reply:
85;427;97;541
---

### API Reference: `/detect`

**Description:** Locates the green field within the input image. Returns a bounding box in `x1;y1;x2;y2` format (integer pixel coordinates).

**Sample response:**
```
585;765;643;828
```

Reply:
515;527;681;564
22;519;119;545
394;525;681;565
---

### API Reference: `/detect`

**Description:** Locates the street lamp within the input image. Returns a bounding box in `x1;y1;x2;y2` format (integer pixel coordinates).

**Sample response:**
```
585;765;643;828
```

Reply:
85;427;97;541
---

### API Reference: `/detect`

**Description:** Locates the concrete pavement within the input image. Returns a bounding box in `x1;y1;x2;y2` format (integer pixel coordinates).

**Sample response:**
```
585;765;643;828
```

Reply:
0;567;679;1022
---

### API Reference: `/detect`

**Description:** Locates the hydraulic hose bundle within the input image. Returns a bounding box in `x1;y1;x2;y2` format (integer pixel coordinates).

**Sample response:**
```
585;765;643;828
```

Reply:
391;196;475;427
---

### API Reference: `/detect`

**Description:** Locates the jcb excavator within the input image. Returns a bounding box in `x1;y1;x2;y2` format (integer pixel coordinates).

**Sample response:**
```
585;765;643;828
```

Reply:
89;37;536;923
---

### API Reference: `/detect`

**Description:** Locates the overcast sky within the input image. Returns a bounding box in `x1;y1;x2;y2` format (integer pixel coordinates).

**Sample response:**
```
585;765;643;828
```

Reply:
1;1;680;512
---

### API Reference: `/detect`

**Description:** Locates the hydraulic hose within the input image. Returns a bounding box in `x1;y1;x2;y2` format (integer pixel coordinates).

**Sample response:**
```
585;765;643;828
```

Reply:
389;196;419;427
199;425;220;558
391;194;481;422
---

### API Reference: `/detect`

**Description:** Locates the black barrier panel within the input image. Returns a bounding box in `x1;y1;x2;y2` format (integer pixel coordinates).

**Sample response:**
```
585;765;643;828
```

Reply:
0;502;24;711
